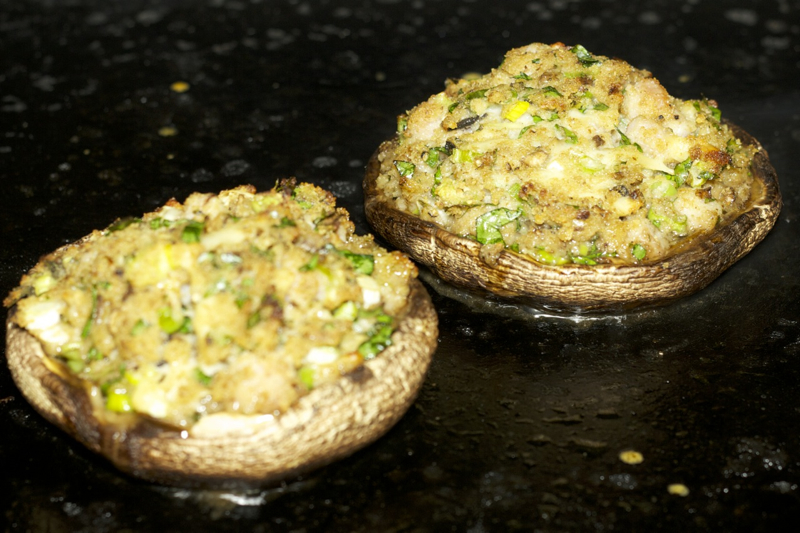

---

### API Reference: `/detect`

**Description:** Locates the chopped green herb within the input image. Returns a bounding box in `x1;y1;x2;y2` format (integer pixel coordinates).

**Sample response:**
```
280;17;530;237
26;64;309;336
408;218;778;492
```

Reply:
571;44;600;67
555;124;578;144
476;208;522;245
617;128;643;152
431;167;443;196
298;366;315;389
181;221;204;243
542;86;563;98
158;308;192;334
250;245;275;260
571;242;603;265
518;125;534;138
424;146;450;168
148;217;173;230
647;209;688;236
130;319;148;336
650;179;678;198
672;158;693;186
631;243;647;261
275;216;296;228
341;250;375;275
32;272;56;296
195;368;213;386
81;286;98;339
106;217;141;234
397;116;408;133
514;72;532;80
60;347;85;372
234;293;249;308
300;253;320;272
251;194;280;213
358;320;394;360
289;188;314;209
247;310;261;329
465;89;488;100
299;253;332;278
333;301;358;321
688;170;716;188
394;160;416;177
693;100;721;123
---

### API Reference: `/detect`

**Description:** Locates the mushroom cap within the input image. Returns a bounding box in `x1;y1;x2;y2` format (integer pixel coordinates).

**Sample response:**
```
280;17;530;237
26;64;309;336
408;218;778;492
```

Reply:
5;279;438;489
364;123;781;314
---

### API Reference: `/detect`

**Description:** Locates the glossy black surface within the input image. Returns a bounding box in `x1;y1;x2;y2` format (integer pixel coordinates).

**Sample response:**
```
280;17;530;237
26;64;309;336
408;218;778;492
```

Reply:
2;0;800;531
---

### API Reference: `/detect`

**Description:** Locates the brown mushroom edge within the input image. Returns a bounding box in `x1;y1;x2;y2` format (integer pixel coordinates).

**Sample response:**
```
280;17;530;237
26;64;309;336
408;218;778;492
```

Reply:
5;280;438;489
364;122;782;314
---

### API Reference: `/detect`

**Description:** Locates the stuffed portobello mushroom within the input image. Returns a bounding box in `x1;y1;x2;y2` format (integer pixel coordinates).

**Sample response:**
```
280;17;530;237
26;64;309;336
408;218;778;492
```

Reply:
363;42;781;313
4;180;438;488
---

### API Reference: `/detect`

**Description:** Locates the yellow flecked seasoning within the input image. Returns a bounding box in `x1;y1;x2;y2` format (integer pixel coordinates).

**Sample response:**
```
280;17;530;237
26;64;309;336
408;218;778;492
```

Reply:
619;450;644;465
668;483;690;497
502;100;531;122
170;81;190;93
158;126;178;137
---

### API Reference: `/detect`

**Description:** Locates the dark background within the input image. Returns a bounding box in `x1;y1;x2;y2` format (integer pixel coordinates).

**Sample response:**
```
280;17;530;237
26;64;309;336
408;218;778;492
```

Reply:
2;0;800;531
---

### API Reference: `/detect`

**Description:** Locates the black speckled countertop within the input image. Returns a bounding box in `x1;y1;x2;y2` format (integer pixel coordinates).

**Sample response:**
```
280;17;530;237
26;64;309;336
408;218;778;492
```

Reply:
2;1;800;531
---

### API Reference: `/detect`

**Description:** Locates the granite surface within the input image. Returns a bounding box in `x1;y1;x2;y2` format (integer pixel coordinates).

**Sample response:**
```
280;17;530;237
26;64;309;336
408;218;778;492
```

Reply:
2;0;800;531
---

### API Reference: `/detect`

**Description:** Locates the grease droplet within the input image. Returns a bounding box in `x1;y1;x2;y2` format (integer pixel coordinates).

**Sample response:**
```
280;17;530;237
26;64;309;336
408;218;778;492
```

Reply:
171;81;190;93
619;450;644;465
668;483;690;496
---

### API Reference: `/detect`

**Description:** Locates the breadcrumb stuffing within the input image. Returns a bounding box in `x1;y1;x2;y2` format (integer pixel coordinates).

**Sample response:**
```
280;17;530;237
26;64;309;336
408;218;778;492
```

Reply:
375;42;756;265
6;180;418;428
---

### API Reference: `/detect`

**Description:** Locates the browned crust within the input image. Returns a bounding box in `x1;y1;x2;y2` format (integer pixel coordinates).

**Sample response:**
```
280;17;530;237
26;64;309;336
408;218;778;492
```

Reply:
5;280;438;489
363;122;782;313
